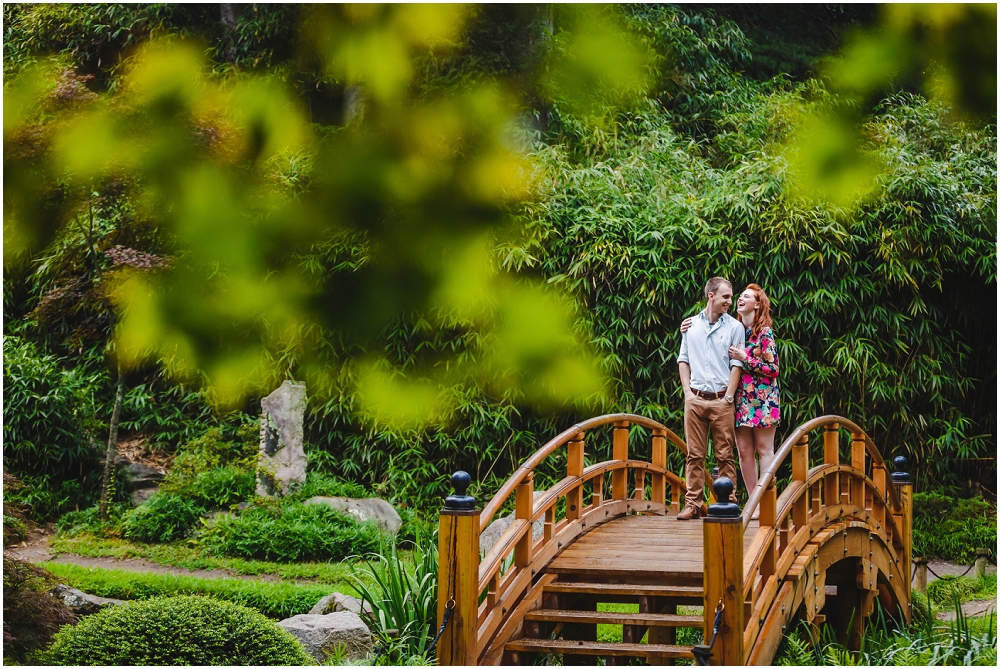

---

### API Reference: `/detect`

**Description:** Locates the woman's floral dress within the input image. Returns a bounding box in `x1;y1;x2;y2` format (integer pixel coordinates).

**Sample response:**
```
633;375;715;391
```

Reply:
735;326;780;428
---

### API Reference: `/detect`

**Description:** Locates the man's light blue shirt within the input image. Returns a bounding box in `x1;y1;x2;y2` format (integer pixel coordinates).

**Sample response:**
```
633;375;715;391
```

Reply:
677;310;745;393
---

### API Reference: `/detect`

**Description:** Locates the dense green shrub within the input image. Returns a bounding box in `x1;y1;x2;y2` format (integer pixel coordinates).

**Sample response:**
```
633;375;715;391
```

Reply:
160;466;256;509
42;562;333;619
2;337;104;517
927;574;997;607
122;493;206;543
199;501;381;562
913;491;997;563
43;595;312;665
2;555;77;662
56;503;128;538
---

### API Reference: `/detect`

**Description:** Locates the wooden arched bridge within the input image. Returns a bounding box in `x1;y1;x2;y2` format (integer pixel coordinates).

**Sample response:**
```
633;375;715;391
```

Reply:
435;414;913;666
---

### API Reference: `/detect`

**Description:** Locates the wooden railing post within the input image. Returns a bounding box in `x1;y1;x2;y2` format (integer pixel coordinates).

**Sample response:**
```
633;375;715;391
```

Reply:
850;433;866;507
700;477;744;666
437;471;480;666
612;421;629;500
792;435;808;531
823;423;839;508
566;434;584;521
890;455;913;620
515;472;535;567
652;428;667;506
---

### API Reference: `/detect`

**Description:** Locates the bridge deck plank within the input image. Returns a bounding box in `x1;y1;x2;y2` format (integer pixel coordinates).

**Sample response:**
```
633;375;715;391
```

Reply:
546;514;759;578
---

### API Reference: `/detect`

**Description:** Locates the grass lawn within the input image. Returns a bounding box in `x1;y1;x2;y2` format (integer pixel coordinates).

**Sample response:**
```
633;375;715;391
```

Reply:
43;561;340;619
51;532;357;585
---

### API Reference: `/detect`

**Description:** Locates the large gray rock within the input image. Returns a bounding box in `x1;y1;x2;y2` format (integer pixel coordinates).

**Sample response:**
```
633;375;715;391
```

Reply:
130;487;159;507
309;591;372;616
479;490;546;556
277;611;372;662
50;584;124;615
305;497;402;534
257;381;308;497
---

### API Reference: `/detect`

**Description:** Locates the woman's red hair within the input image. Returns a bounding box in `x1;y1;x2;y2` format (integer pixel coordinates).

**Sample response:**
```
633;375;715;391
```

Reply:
738;283;773;339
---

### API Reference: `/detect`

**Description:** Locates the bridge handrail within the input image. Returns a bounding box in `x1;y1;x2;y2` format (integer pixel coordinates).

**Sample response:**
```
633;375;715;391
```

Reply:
742;415;901;529
479;413;686;529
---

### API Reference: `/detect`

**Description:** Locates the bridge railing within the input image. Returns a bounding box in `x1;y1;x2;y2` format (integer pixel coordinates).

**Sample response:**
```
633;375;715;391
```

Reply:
437;413;688;665
702;415;914;665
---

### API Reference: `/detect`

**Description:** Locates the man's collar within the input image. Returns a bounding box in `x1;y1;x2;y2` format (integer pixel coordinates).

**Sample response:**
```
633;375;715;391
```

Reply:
700;309;731;325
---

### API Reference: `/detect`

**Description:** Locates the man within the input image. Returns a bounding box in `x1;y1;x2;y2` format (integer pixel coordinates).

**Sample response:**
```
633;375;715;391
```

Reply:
676;276;745;520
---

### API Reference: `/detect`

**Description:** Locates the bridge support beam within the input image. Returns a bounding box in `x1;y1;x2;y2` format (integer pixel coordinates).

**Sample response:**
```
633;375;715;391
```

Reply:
702;478;744;666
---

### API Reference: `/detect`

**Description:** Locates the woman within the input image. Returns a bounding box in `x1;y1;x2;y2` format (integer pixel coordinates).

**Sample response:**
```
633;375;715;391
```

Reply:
681;283;780;505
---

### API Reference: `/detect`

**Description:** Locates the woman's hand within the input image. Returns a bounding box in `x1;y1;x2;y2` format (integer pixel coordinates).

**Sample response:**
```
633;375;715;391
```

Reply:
680;317;694;334
729;345;747;362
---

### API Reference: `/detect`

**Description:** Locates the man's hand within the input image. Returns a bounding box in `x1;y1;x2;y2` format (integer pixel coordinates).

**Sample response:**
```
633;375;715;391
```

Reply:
678;362;694;401
728;345;747;362
680;317;694;334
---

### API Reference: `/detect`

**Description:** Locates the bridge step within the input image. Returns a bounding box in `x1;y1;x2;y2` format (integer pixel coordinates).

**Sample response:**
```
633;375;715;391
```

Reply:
524;609;703;627
544;581;704;601
506;638;695;659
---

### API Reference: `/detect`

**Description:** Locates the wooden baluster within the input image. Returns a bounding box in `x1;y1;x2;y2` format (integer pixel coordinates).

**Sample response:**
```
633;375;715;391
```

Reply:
778;515;790;554
651;428;667;506
437;472;479;666
612;421;629;500
486;573;499;610
811;482;821;517
840;472;851;506
792;435;809;532
591;475;604;511
702;478;744;666
634;470;646;501
760;480;777;582
823;424;839;509
851;433;866;508
566;433;585;522
671;483;680;512
871;462;886;528
515;472;534;567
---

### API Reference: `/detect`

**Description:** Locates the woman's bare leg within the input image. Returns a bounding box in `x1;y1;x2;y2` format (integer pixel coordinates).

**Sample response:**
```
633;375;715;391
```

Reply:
735;426;758;493
754;427;778;482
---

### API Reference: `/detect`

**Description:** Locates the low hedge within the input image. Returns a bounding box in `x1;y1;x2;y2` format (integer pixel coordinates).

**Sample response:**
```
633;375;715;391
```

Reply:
912;491;996;563
41;562;334;619
43;595;312;665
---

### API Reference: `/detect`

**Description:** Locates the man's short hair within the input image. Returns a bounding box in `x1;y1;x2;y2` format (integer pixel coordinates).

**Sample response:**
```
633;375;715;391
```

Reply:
704;277;732;300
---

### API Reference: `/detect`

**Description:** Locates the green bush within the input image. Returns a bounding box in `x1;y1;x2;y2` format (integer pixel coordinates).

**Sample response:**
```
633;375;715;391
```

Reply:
913;491;997;563
926;574;997;607
2;337;104;518
293;470;371;501
42;562;333;619
43;595;312;665
56;503;128;538
199;501;381;562
160;466;256;509
3;556;77;662
122;493;206;543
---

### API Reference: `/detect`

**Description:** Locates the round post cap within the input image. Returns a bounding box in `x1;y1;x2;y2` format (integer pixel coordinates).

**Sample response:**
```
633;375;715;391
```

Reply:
444;471;476;511
708;477;740;518
890;455;910;483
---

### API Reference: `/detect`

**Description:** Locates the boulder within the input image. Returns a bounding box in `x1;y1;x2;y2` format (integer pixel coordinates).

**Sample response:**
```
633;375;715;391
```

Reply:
277;611;372;662
49;584;124;615
309;591;372;616
130;487;158;506
115;456;164;492
304;497;402;534
257;381;308;497
479;490;546;555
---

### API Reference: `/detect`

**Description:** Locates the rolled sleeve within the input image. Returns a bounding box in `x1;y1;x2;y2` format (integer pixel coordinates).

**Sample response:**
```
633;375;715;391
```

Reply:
677;332;689;365
729;325;745;368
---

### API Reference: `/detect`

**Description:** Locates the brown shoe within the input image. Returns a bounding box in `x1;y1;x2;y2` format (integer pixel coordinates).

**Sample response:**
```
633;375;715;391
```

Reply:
677;505;701;520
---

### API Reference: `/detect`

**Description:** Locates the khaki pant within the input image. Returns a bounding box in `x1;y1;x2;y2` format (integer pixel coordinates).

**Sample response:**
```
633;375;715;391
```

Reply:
683;395;738;508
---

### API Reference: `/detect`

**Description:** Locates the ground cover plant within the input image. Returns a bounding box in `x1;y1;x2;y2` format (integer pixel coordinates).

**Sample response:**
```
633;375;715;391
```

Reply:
48;532;353;583
43;594;312;665
912;491;997;563
40;561;334;620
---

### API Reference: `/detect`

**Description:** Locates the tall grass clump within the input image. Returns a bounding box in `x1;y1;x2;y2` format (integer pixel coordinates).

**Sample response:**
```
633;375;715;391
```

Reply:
350;538;439;665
